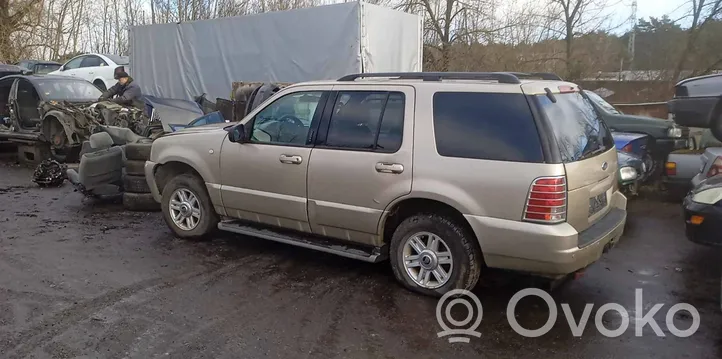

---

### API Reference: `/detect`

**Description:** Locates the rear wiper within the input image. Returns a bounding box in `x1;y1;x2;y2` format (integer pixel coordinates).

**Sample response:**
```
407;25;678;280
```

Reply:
580;147;606;160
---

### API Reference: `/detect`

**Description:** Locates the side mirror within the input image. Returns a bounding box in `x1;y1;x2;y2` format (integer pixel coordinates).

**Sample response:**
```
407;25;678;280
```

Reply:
228;124;248;143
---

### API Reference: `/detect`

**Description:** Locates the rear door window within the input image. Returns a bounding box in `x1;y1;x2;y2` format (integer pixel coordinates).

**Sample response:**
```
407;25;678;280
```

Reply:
535;92;614;163
432;92;543;163
323;91;404;152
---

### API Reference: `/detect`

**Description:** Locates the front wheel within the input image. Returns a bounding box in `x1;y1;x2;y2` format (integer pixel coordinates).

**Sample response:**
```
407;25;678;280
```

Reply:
389;214;483;297
161;173;219;240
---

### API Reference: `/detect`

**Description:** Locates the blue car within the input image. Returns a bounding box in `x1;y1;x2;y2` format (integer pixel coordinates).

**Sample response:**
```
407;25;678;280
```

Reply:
168;111;227;132
613;132;654;183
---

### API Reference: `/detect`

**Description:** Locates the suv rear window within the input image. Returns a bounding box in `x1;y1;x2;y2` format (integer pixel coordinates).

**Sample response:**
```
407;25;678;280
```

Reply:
535;92;614;163
432;92;544;163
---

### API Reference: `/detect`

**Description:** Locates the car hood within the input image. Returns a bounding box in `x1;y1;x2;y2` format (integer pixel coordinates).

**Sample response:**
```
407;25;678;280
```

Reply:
613;132;648;144
692;175;722;194
612;114;676;128
142;95;204;132
163;122;230;136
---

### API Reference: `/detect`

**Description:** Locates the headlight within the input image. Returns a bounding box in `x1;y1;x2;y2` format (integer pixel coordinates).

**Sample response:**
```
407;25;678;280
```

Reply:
619;166;638;181
667;126;682;138
692;188;722;205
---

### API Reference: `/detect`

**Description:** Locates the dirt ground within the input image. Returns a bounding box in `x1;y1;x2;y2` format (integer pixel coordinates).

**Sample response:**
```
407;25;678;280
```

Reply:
1;155;721;359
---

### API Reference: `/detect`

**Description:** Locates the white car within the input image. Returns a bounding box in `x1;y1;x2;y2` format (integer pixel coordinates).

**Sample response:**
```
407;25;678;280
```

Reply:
49;53;130;91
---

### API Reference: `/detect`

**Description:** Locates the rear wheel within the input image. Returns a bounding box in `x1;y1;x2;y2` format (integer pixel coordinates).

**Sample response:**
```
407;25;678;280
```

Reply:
161;173;218;239
389;214;482;297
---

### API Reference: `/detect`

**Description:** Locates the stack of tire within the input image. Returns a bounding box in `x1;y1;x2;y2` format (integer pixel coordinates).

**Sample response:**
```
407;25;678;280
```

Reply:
122;141;159;211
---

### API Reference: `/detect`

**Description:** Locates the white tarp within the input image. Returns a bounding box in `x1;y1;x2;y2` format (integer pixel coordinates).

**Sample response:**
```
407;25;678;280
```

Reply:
129;2;422;102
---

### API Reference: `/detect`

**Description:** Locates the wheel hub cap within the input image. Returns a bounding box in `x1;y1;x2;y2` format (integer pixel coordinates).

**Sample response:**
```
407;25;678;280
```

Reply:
402;231;454;289
169;188;201;231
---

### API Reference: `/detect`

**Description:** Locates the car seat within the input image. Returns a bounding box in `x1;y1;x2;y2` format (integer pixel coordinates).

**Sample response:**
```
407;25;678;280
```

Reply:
66;132;124;195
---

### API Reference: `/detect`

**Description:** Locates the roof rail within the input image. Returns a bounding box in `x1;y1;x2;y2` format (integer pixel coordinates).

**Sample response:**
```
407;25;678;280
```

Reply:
509;72;563;81
337;72;522;84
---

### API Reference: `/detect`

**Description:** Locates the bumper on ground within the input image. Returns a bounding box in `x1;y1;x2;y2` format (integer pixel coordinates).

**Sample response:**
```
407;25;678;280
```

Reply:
465;191;627;276
144;160;162;203
683;195;722;246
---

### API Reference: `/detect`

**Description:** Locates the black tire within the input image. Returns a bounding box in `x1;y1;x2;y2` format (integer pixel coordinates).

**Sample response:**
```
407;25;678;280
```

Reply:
389;214;482;297
94;80;107;92
125;143;152;161
161;173;219;239
123;192;160;211
123;174;150;193
124;159;145;176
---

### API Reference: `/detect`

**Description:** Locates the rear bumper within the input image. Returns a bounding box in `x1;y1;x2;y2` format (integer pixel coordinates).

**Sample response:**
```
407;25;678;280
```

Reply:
466;191;627;276
683;195;722;246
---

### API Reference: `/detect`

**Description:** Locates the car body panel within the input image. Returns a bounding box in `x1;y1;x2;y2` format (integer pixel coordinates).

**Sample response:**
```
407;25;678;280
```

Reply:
684;175;722;246
307;85;415;247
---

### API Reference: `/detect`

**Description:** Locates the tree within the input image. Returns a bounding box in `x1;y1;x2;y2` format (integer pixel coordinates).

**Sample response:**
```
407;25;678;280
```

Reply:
672;0;722;81
0;0;43;62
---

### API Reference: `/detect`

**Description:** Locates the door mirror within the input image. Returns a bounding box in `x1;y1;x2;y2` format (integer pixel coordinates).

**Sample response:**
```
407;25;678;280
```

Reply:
228;123;248;143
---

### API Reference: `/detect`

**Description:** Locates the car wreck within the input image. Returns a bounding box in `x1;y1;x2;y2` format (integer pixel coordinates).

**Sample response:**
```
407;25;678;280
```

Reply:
0;74;205;162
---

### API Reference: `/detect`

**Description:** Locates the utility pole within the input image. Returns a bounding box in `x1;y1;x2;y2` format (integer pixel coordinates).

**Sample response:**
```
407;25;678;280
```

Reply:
627;0;637;70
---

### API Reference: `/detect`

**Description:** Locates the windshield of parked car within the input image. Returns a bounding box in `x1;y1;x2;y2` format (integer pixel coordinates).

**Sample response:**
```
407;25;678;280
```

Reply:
536;92;615;163
34;79;103;102
104;54;129;65
583;90;621;115
35;64;61;74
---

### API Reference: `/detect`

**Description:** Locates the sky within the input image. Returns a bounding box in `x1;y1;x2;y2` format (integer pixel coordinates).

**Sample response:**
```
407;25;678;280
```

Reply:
617;0;688;23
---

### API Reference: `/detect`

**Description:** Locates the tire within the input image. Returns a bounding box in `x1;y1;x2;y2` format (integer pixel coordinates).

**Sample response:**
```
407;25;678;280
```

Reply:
124;159;145;176
123;192;160;211
125;143;152;161
123;174;150;193
94;80;107;92
161;173;219;239
389;214;482;297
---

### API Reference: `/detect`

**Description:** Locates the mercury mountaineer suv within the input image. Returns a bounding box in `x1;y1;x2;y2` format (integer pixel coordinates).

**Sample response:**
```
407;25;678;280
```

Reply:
145;72;628;297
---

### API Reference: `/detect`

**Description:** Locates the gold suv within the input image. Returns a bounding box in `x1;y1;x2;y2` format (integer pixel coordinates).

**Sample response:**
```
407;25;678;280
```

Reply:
145;72;628;297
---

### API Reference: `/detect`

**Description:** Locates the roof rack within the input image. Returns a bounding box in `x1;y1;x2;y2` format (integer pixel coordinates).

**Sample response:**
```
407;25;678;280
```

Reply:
337;72;523;84
508;72;563;81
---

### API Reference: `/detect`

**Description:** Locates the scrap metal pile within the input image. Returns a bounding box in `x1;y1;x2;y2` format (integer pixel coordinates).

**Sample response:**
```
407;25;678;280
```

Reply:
41;100;158;139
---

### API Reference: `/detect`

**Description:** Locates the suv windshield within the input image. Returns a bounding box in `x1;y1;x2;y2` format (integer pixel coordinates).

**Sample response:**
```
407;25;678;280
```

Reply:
583;90;621;115
35;79;103;102
536;92;614;163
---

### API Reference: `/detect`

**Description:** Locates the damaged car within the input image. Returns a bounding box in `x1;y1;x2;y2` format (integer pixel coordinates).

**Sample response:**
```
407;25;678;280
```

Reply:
0;74;206;162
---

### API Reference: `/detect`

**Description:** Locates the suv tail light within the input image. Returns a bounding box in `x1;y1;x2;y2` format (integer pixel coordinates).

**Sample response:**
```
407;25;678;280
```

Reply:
706;156;722;178
666;162;677;176
523;176;567;224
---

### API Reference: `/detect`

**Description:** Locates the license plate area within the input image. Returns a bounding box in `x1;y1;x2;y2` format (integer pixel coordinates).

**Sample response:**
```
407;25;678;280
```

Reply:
588;192;608;217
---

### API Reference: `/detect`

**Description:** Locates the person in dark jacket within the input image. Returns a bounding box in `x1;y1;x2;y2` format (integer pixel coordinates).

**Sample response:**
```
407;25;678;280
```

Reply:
99;66;141;106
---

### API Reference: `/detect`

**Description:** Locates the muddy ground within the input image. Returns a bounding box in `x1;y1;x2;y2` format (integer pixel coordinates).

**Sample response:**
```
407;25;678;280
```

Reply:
1;155;721;359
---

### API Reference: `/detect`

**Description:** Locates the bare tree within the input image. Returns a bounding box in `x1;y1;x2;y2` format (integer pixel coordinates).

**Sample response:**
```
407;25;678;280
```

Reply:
672;0;722;81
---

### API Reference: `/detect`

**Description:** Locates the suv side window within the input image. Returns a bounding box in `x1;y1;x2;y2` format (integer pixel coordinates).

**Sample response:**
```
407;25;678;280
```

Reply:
251;91;323;145
324;91;404;152
433;92;544;163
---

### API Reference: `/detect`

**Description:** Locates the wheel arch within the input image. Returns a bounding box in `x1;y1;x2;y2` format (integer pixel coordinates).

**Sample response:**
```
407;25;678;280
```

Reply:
41;111;82;146
152;160;206;196
378;196;477;249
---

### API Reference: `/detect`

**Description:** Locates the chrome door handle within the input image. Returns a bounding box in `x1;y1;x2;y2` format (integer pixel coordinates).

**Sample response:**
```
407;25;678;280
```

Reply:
279;154;303;164
375;162;404;174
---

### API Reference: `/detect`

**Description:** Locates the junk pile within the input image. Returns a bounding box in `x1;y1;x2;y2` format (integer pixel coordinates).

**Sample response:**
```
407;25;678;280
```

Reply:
32;159;67;187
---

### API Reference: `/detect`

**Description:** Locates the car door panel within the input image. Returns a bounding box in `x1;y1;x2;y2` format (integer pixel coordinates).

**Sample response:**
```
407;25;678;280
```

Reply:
219;88;328;232
307;87;414;246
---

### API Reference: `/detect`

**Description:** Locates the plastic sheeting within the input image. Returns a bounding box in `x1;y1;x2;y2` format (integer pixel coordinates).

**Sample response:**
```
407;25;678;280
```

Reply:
129;2;423;102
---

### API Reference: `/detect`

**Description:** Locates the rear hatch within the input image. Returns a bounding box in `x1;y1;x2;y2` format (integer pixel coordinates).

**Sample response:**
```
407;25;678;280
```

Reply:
525;84;618;233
